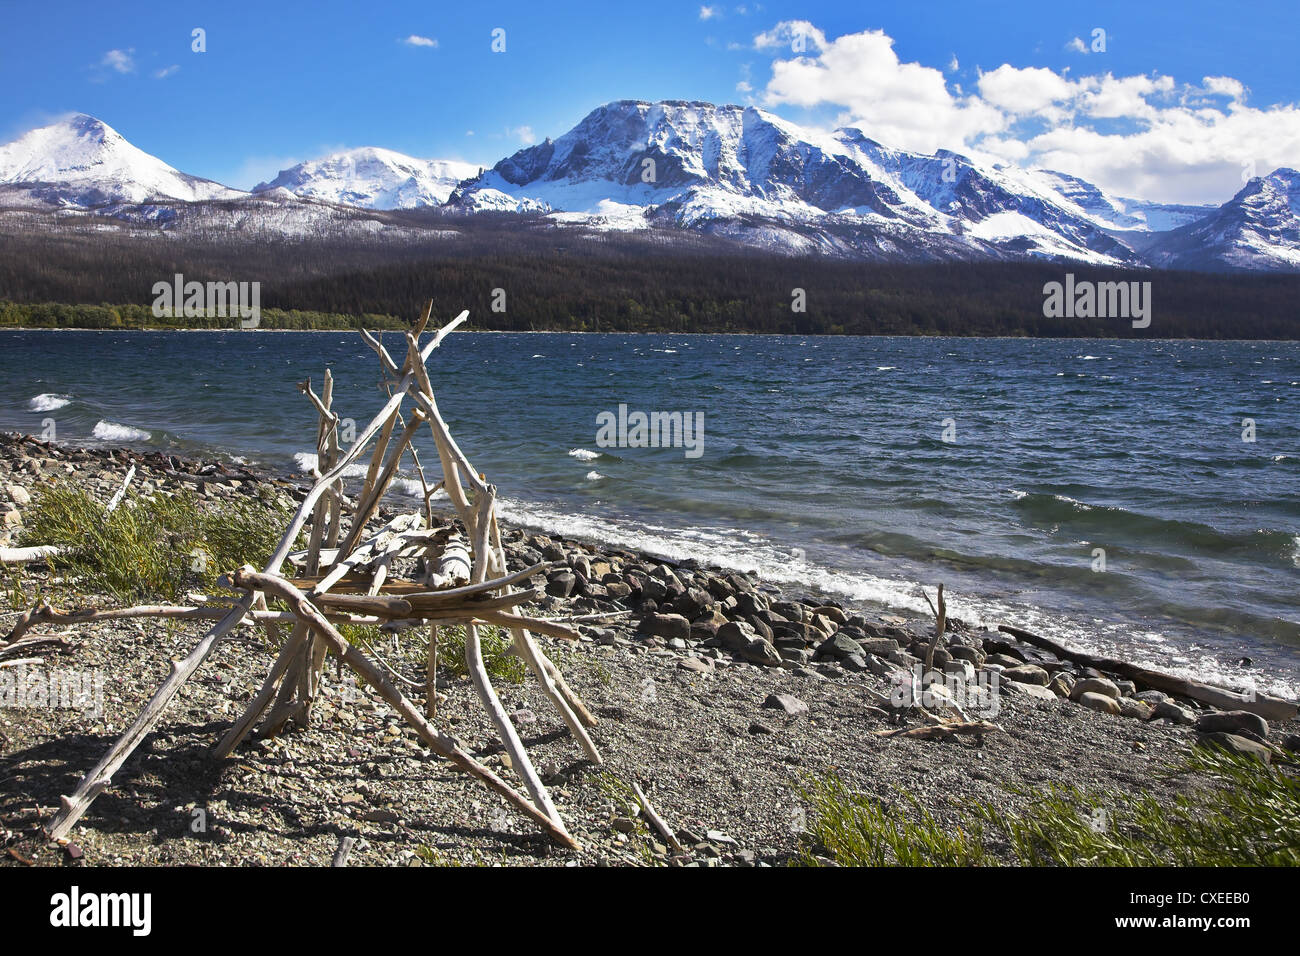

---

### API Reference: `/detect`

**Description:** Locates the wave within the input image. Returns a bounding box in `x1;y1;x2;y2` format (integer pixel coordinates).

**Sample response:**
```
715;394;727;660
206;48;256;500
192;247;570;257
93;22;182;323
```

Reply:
585;471;605;481
293;452;368;479
568;448;600;461
28;393;72;412
491;494;1297;699
91;420;151;443
1012;492;1298;562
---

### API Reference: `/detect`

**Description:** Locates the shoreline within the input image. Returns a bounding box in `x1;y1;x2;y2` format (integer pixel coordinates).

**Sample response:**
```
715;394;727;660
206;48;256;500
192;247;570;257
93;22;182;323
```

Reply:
1;432;1296;865
3;429;1296;699
2;326;1299;344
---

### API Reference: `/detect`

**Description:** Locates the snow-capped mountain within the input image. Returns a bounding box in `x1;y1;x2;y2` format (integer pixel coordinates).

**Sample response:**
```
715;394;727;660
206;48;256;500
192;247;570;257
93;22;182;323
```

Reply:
0;105;1296;271
446;100;1145;265
254;147;481;209
1025;169;1215;232
0;114;245;206
1143;168;1300;271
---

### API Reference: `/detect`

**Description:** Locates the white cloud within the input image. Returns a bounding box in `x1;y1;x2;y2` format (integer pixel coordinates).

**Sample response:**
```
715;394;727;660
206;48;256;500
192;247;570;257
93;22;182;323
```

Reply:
736;80;752;93
754;19;824;52
100;49;135;74
509;125;536;145
754;22;1300;204
1066;36;1088;54
948;54;959;73
699;5;719;20
402;35;437;48
1203;75;1246;100
761;25;1002;153
153;65;179;80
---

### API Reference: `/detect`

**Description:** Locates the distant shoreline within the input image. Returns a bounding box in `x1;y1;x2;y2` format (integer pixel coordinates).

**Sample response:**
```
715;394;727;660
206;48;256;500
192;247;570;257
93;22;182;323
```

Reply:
2;326;1298;344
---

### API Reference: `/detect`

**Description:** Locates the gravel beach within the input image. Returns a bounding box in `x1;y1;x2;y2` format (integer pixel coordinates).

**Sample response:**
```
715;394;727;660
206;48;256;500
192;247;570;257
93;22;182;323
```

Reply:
1;433;1296;867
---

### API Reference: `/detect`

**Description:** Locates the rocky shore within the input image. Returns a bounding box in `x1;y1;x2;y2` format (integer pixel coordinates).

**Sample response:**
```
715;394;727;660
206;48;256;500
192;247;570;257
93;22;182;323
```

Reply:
1;432;1297;866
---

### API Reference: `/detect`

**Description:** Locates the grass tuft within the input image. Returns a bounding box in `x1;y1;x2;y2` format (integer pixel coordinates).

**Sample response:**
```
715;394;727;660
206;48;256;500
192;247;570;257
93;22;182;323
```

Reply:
798;748;1299;867
17;484;295;603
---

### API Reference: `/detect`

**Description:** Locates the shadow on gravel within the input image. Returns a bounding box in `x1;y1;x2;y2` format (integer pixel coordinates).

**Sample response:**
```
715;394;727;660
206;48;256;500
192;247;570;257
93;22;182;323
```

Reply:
1;718;589;861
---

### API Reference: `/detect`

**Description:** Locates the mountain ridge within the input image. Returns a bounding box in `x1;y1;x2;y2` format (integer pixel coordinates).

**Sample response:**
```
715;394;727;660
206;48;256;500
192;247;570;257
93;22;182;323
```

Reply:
0;105;1295;272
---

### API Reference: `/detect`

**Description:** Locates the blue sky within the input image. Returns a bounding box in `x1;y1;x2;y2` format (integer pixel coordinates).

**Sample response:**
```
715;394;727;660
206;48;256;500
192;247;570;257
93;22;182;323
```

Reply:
2;0;1298;203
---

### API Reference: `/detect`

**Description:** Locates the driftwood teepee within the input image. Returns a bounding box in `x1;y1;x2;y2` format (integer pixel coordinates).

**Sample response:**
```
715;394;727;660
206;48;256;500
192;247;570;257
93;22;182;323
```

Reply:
20;305;605;848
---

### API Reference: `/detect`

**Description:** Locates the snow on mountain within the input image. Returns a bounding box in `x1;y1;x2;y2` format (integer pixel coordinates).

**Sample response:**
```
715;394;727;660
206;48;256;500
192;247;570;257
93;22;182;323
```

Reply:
447;100;1144;266
0;106;1295;270
1025;169;1216;233
1143;168;1300;271
0;114;244;206
254;148;481;209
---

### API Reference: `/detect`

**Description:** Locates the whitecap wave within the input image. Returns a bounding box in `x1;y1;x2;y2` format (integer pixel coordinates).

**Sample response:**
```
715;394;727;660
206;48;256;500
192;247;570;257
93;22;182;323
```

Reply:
568;448;599;461
28;393;71;412
585;471;604;481
293;452;368;479
91;420;151;443
491;495;1297;700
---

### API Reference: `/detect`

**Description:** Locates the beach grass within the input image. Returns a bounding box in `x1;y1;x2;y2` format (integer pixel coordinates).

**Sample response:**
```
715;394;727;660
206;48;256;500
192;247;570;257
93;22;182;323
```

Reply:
17;484;295;603
798;747;1299;866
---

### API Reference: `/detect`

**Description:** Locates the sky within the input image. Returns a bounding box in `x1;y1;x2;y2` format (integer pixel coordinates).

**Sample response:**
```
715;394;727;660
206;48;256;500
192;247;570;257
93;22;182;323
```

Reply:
1;0;1298;204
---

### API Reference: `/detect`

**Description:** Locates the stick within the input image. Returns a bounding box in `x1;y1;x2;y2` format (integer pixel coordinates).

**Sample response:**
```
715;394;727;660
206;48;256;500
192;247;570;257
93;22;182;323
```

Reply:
231;567;576;847
45;596;254;841
103;465;136;516
331;835;357;867
425;622;439;720
876;720;1000;740
631;782;684;852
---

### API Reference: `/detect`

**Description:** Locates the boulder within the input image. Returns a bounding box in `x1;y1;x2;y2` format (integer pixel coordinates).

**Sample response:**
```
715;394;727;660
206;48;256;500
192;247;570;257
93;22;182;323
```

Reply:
1002;664;1050;686
637;613;691;642
1152;700;1196;724
1197;732;1271;764
762;693;809;717
1195;710;1269;740
1070;677;1120;701
545;571;576;598
815;633;864;661
1077;691;1121;716
1117;697;1154;720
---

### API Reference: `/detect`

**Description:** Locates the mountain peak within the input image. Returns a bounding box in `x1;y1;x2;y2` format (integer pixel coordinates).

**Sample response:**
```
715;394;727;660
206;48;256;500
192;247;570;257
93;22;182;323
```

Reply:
254;147;479;209
0;113;242;206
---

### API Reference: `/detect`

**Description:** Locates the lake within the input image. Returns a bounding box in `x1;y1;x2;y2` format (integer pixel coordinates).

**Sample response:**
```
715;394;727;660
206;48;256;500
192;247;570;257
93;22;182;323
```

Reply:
2;329;1296;696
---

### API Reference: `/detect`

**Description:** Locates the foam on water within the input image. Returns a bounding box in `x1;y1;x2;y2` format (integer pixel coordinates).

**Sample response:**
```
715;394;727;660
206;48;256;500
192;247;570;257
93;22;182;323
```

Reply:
568;448;600;461
293;452;369;479
28;393;71;412
494;494;1298;700
91;420;151;442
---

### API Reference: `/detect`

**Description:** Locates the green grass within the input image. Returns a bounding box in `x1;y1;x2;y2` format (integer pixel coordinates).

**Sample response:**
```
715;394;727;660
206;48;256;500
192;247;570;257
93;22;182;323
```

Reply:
798;748;1299;867
434;623;526;685
797;776;988;866
17;484;296;603
337;621;526;686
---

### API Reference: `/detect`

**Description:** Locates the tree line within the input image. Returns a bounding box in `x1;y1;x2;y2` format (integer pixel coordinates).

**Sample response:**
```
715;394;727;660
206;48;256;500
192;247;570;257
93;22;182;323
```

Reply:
0;222;1297;337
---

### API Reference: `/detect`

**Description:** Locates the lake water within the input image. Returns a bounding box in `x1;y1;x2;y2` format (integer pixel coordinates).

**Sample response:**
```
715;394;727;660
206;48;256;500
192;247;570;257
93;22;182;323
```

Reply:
2;329;1296;697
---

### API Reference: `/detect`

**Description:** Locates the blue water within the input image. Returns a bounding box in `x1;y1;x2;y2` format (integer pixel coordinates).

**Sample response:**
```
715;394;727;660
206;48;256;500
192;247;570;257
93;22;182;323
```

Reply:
1;329;1297;697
